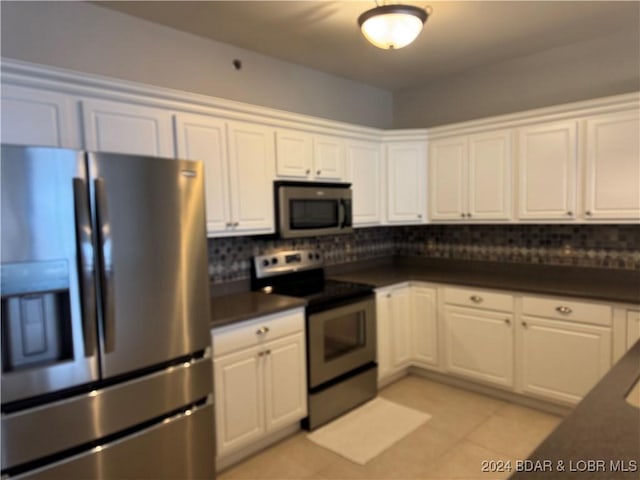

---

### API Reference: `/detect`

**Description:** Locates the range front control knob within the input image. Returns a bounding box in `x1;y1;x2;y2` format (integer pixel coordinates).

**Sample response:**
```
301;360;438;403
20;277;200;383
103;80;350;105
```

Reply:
271;258;278;265
262;259;269;267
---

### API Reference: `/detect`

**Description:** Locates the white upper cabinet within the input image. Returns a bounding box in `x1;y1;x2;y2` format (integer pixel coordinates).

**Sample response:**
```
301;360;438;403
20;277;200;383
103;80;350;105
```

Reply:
429;136;467;220
82;98;174;157
174;113;230;235
429;130;512;221
175;114;275;236
275;129;345;181
468;130;512;220
346;140;383;226
517;120;577;220
583;110;640;220
227;120;276;234
386;142;427;224
1;84;80;148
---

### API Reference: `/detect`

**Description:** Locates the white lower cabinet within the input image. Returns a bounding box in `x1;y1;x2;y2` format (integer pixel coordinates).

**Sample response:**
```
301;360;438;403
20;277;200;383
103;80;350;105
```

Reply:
442;289;515;389
211;309;306;459
376;284;412;381
517;296;612;405
626;309;640;350
410;285;438;368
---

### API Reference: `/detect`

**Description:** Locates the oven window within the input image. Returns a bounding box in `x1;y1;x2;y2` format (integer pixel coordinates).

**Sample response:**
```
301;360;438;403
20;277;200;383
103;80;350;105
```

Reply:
290;199;339;230
324;311;365;361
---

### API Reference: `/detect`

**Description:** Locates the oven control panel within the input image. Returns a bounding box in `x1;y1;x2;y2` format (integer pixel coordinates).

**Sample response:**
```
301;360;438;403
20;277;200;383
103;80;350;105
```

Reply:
253;249;323;278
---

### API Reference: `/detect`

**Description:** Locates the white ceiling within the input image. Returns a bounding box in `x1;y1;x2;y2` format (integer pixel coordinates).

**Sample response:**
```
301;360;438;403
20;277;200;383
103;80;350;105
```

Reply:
94;1;640;91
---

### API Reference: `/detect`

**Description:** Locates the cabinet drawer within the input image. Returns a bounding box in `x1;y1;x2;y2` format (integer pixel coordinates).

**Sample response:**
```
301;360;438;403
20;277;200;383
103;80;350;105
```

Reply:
212;308;305;357
522;297;611;327
444;287;514;312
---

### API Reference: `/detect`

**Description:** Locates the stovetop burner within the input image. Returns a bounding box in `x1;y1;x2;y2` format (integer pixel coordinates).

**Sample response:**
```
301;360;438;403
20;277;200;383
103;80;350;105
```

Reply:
251;250;374;311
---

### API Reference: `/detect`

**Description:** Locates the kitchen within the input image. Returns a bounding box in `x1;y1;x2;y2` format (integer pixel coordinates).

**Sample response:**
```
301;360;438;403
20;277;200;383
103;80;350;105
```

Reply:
1;1;639;479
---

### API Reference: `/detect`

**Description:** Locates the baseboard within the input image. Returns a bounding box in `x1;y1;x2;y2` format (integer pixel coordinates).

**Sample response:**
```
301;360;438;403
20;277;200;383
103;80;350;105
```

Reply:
408;367;573;417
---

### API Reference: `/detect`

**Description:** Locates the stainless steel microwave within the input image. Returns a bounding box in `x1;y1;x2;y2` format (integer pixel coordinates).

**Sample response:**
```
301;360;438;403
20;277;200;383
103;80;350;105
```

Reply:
275;181;353;238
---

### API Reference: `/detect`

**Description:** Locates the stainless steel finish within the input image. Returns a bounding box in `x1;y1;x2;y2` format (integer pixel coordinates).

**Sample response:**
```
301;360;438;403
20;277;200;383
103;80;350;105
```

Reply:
94;177;115;353
253;249;323;279
2;355;212;470
307;296;376;388
73;178;97;357
276;182;353;238
12;401;215;480
87;153;210;377
556;305;573;315
470;295;483;303
306;366;377;430
1;146;99;403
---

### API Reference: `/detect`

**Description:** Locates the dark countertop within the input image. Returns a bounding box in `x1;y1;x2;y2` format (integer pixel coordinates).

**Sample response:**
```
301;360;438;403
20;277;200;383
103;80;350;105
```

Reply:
329;258;640;304
209;292;307;329
509;340;640;479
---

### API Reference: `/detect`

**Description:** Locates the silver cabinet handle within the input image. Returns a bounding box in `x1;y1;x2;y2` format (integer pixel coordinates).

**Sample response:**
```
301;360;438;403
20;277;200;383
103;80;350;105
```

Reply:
386;293;392;298
258;350;271;357
316;170;321;175
225;222;233;228
556;306;572;315
256;326;270;335
470;295;483;303
566;211;573;216
467;213;472;218
305;169;311;175
460;213;465;218
504;318;511;326
265;350;271;355
417;214;422;219
585;211;593;217
234;222;239;227
522;321;528;328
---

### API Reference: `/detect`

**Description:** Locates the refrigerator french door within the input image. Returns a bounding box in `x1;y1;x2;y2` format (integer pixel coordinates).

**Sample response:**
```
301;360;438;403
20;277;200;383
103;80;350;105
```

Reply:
1;146;216;479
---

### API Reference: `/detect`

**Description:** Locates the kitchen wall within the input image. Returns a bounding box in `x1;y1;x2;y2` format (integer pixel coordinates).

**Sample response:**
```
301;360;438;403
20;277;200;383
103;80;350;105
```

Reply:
208;225;640;283
393;29;640;128
0;1;393;129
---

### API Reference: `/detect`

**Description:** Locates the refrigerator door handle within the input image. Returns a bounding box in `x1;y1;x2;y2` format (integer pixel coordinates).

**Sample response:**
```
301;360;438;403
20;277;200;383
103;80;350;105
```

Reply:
73;178;97;356
95;178;116;353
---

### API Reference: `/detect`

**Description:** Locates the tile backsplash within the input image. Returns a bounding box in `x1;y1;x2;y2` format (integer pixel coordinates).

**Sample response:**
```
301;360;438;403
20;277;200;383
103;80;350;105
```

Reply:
208;225;640;283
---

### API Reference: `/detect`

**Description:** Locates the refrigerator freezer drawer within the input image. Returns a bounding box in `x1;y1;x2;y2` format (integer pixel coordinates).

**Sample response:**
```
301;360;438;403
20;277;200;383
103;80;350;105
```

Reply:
12;401;215;480
2;355;212;472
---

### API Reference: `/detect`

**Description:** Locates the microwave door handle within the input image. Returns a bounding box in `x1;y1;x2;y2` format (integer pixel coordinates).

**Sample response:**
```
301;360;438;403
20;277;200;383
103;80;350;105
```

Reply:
94;178;116;353
73;178;97;357
339;199;346;228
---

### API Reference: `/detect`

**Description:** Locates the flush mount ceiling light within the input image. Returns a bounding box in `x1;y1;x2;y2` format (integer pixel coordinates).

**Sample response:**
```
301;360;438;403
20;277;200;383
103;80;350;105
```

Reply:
358;3;430;50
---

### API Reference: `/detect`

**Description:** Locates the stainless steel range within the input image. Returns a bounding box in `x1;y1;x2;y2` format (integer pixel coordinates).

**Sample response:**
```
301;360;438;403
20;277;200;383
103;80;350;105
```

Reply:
251;250;377;430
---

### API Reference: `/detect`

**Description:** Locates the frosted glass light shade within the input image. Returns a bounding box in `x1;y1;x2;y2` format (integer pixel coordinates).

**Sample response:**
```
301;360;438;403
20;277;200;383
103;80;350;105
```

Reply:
358;5;428;50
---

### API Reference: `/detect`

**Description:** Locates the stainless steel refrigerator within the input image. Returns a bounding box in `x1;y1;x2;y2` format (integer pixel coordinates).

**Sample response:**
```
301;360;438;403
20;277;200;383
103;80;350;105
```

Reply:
1;145;215;479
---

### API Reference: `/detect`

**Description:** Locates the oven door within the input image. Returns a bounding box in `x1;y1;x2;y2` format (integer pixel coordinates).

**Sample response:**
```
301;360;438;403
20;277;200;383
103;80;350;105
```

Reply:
277;182;353;238
307;296;376;388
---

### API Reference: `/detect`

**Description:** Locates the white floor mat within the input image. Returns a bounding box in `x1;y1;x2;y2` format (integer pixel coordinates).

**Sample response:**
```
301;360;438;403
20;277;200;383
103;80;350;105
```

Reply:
307;397;431;465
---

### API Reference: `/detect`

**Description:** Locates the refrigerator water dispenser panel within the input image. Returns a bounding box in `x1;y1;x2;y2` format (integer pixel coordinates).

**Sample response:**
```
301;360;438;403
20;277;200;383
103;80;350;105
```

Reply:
1;261;73;372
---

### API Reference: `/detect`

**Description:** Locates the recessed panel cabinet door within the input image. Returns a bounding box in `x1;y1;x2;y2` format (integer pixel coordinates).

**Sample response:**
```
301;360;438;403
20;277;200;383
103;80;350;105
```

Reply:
347;140;383;226
429;137;467;220
386;142;426;224
517;121;577;220
584;110;640;220
275;129;313;178
411;286;438;367
174;113;230;235
214;347;264;456
227;120;276;234
82;98;174;157
314;134;346;181
1;84;80;148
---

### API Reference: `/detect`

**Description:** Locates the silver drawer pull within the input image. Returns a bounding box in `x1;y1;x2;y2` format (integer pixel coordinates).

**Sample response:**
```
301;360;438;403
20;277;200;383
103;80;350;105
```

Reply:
256;326;270;335
504;318;511;326
470;295;483;303
556;306;572;315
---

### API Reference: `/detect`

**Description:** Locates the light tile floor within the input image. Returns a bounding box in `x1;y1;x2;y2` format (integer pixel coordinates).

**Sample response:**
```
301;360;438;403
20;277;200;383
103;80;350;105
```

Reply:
218;375;563;480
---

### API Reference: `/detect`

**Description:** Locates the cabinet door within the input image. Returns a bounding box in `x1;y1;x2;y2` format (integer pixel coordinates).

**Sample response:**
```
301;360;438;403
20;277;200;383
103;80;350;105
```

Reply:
275;129;313;179
174;113;230;236
314;135;346;181
375;291;393;381
214;346;264;456
263;333;307;433
347;141;383;226
411;286;438;367
429;136;467;221
227;120;276;234
444;306;514;388
517;121;577;220
584;111;640;220
627;310;640;350
386;142;426;224
1;84;80;148
518;316;611;404
82;98;174;157
389;287;413;369
468;130;512;220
